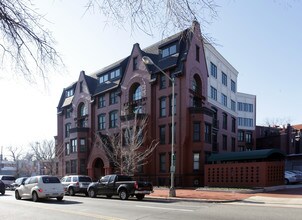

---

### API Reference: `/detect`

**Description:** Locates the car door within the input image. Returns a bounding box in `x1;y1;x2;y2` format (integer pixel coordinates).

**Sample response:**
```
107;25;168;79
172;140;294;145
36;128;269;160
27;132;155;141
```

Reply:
21;177;36;198
18;177;30;197
106;175;116;195
96;176;109;195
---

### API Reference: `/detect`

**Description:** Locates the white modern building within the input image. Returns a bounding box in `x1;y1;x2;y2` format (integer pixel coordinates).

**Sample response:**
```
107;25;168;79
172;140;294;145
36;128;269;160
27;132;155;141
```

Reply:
204;40;256;151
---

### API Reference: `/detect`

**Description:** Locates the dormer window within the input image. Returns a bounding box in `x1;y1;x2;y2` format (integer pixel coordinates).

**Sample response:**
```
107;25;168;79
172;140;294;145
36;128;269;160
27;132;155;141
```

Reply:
99;74;109;83
99;68;121;84
65;89;74;98
110;68;121;79
162;44;177;58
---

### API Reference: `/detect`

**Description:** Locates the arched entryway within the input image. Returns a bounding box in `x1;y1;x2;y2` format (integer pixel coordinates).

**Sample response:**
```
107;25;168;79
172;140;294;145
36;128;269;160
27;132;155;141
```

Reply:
87;153;111;180
93;158;105;180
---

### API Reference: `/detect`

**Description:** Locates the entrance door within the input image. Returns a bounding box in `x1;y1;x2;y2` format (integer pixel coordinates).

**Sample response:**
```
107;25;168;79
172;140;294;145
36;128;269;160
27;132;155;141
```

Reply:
93;158;105;180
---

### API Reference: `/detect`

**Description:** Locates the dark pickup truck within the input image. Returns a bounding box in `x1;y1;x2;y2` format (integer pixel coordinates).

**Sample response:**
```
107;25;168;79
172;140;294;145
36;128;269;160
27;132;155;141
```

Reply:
87;174;153;200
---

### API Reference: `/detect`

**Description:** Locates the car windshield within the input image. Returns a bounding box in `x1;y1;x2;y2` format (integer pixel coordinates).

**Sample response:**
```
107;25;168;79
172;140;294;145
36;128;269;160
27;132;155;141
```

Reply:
16;178;26;184
42;176;60;183
79;177;92;182
2;176;15;181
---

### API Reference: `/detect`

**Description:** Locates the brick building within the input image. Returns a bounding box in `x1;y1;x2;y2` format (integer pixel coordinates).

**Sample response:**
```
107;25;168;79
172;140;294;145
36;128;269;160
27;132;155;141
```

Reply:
256;124;302;171
55;22;256;187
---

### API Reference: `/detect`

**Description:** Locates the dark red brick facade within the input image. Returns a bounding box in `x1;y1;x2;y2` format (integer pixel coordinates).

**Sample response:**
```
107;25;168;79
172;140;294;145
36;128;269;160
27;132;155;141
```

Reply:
55;22;246;187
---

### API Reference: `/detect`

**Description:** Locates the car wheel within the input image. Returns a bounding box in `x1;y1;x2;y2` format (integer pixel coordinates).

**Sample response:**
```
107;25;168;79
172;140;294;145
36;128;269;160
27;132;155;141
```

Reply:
285;179;289;185
69;187;75;196
32;191;39;202
1;190;5;195
106;195;112;199
136;194;145;201
88;188;96;198
119;189;129;200
15;191;21;200
57;196;64;201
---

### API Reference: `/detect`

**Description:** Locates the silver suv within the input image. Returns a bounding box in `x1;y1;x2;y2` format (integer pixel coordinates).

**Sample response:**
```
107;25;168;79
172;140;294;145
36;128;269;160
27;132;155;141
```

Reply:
0;175;15;189
61;175;92;196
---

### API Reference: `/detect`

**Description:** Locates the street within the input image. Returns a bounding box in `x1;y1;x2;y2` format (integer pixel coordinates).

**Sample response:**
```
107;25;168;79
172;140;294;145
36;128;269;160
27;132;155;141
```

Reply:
0;191;301;220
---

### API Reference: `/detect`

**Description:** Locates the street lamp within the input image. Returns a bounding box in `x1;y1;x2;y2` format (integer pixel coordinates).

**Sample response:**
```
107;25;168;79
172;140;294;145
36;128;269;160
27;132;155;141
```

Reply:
142;56;176;197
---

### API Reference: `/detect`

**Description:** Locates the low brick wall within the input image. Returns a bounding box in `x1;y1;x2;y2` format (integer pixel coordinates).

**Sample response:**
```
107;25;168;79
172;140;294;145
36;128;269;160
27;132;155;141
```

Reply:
205;161;284;187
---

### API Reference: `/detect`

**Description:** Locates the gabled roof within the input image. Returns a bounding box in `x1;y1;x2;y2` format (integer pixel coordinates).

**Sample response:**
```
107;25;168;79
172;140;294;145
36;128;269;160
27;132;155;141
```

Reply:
93;57;129;77
84;74;98;95
57;82;77;110
142;29;190;76
93;57;129;96
57;22;201;110
207;149;285;162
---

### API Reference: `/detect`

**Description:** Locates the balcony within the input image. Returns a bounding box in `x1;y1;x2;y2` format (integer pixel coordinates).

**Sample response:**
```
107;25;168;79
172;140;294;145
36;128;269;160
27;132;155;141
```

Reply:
188;106;213;115
188;106;203;113
122;98;147;121
123;97;147;108
120;113;148;122
189;88;205;99
70;127;89;133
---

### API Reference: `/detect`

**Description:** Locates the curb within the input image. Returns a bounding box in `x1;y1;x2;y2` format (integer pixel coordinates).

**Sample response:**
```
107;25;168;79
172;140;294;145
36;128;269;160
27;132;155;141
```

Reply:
146;195;243;203
197;184;302;194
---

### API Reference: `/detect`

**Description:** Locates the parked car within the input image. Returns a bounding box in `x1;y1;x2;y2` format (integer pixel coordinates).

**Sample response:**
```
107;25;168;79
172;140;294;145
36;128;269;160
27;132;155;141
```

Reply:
0;175;16;189
0;180;5;195
61;175;92;196
287;170;302;182
15;175;64;202
284;171;301;185
10;177;28;190
87;174;153;200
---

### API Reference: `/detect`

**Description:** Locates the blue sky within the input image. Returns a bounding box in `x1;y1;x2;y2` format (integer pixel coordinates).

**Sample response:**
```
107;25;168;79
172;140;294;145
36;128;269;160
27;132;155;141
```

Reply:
207;0;302;126
0;0;301;154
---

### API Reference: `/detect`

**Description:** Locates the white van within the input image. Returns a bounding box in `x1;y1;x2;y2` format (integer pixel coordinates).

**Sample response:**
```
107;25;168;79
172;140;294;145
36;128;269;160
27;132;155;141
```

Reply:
0;175;16;188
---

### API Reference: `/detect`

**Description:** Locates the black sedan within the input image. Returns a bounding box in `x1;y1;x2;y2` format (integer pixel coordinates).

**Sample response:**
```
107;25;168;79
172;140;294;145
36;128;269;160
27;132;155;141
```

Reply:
0;180;5;195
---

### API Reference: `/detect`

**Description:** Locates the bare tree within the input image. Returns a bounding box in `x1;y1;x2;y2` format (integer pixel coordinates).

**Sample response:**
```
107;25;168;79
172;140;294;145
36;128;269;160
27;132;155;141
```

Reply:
86;0;218;37
6;145;23;176
0;0;217;82
95;114;158;176
0;0;62;82
264;117;292;128
6;145;23;161
18;152;35;177
30;140;56;175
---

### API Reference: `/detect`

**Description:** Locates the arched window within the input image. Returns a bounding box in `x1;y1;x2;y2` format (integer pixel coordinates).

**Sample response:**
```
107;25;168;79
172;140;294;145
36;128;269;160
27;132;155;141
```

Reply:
192;74;202;94
130;83;143;113
192;74;203;108
79;103;87;116
78;103;88;128
192;78;198;92
133;84;142;101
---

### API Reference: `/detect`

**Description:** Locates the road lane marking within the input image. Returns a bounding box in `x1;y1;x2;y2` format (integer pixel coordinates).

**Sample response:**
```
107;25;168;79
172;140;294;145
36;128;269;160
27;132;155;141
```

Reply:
40;206;125;220
1;199;124;220
136;205;194;212
229;202;302;209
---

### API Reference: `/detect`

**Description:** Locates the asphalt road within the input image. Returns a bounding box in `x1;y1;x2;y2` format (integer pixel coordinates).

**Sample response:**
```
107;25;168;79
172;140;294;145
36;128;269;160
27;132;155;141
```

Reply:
0;191;301;220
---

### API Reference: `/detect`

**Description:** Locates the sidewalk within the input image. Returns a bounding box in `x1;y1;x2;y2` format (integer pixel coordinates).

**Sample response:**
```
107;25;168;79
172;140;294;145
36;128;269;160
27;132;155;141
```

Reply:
146;184;302;205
